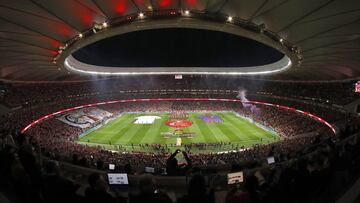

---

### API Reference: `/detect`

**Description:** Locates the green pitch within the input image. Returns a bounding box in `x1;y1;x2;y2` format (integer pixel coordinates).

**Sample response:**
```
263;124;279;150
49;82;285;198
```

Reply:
77;112;280;153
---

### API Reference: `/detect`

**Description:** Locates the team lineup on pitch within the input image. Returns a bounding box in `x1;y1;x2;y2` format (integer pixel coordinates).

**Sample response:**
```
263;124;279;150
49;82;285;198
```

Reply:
77;111;280;152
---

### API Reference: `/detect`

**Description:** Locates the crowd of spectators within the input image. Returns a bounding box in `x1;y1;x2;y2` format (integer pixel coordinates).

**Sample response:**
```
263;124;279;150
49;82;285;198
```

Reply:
223;133;360;203
0;76;357;108
0;78;359;202
1;126;360;203
0;89;355;172
13;100;338;172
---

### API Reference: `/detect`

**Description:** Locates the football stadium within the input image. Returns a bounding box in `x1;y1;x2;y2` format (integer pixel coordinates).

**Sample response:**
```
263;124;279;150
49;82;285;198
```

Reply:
0;1;360;203
77;106;281;152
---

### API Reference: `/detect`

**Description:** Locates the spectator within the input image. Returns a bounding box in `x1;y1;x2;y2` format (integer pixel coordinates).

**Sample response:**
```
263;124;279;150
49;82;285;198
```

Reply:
129;174;172;203
226;187;251;203
85;172;125;203
178;174;214;203
42;160;81;203
166;150;192;176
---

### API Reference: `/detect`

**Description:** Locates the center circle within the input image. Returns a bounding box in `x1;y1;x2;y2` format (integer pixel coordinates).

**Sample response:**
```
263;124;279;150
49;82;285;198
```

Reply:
165;119;193;128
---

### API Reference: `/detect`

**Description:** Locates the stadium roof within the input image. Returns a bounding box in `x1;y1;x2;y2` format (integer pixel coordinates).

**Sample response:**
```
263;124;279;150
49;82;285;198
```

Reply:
0;0;359;82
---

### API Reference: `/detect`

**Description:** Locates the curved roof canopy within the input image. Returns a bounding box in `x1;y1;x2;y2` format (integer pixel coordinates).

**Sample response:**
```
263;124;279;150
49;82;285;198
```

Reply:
0;0;359;82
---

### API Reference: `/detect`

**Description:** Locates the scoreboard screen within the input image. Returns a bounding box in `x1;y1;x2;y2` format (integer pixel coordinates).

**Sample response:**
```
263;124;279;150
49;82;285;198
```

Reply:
356;81;360;93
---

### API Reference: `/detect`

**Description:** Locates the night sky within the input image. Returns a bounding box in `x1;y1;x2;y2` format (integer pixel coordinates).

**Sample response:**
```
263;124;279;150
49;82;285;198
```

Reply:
73;28;284;68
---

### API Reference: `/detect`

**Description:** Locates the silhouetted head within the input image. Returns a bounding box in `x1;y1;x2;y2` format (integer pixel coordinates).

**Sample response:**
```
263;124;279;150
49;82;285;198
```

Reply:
138;174;156;195
169;157;178;168
188;174;206;197
88;173;108;192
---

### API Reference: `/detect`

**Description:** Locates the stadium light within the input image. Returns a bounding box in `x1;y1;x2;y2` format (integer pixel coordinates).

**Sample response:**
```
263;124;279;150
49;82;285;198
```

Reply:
227;16;233;22
259;23;266;33
64;55;292;76
139;12;144;18
279;38;284;43
102;22;108;28
78;33;83;38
